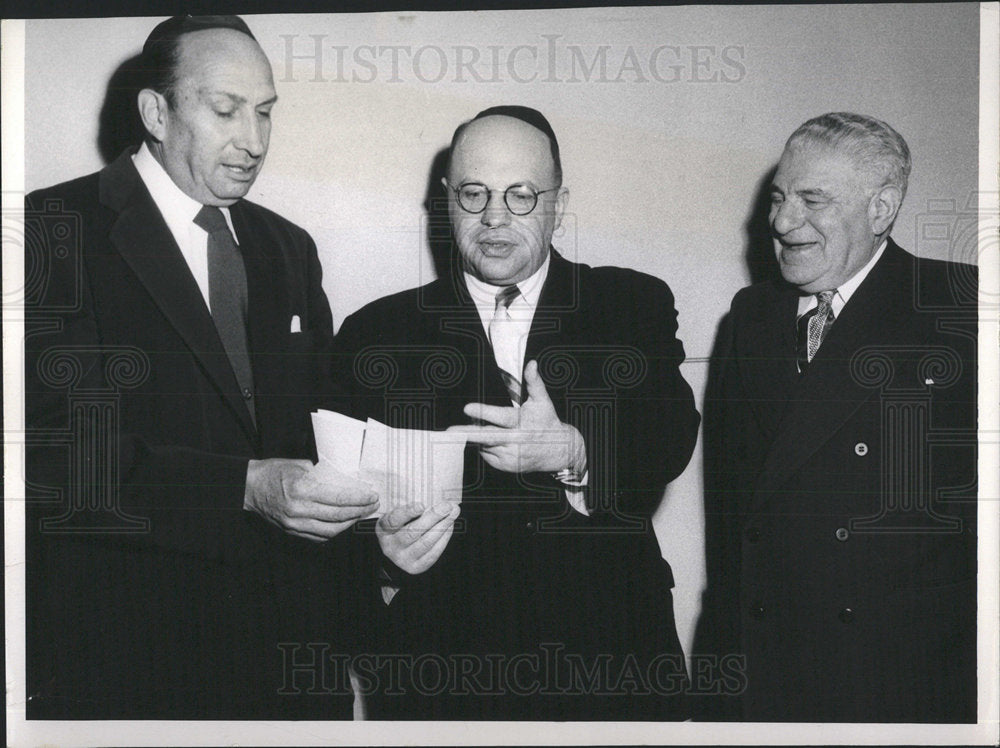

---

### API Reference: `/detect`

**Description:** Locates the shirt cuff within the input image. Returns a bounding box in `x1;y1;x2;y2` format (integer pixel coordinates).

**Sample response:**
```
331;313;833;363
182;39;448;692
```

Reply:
558;469;590;516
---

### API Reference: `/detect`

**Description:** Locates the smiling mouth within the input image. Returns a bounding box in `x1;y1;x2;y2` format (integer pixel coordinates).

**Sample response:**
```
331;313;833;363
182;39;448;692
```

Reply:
224;164;256;178
779;240;817;252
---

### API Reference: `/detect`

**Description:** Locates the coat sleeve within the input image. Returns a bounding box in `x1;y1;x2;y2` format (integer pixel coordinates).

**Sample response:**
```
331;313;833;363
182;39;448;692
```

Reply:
578;272;700;518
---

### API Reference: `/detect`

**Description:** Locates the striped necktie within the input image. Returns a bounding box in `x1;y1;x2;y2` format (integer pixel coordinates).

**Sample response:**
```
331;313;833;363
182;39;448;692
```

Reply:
489;285;524;405
796;289;836;373
194;205;256;425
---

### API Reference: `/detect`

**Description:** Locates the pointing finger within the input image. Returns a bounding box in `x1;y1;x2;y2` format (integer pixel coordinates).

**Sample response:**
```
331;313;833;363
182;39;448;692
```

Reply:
462;402;519;427
453;426;522;446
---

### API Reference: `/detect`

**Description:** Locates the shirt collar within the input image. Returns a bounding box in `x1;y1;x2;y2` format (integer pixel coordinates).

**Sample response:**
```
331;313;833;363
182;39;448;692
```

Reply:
797;239;887;318
464;250;551;319
132;142;237;241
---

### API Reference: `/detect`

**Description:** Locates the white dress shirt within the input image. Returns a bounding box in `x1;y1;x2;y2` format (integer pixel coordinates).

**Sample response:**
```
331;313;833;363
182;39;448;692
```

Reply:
463;253;590;516
796;240;888;320
464;251;550;374
132;143;239;314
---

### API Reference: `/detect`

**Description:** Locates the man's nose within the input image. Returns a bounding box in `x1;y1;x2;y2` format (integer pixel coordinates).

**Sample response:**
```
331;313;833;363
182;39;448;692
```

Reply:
480;190;511;227
770;198;802;235
235;111;267;159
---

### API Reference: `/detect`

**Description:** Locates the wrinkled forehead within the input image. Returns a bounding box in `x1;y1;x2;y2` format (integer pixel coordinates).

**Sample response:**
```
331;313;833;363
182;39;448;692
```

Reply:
450;116;557;185
775;140;874;192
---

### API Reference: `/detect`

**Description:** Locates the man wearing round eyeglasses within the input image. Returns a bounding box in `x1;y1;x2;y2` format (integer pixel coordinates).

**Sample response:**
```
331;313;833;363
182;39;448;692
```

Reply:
333;106;699;720
443;111;568;288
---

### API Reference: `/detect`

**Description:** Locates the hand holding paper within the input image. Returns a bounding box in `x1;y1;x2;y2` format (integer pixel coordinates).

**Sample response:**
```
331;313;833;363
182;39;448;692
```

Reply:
310;410;468;518
243;457;379;542
456;360;587;475
377;502;461;575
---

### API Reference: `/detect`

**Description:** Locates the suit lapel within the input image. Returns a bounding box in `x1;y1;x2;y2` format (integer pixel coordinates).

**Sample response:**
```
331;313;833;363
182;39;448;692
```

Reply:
524;250;576;368
433;270;511;408
99;151;256;439
754;243;905;497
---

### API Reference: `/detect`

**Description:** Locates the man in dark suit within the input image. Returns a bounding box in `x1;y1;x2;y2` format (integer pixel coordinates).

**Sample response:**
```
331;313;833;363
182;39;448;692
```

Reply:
333;106;700;720
24;15;378;719
698;112;977;722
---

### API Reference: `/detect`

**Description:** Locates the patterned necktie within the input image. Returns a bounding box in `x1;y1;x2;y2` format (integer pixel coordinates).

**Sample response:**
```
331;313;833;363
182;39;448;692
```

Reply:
796;289;837;373
489;285;524;405
194;206;255;425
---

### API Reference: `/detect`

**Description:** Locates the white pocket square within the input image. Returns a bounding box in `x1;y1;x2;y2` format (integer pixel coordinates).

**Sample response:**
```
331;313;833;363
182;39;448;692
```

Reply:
290;315;302;333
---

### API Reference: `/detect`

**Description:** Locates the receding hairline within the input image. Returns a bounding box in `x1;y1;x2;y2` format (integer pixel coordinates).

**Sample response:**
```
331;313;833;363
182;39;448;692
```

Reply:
165;27;275;103
174;26;271;66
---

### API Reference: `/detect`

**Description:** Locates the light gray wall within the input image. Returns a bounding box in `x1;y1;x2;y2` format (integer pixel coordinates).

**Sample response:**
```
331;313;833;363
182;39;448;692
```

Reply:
24;5;980;660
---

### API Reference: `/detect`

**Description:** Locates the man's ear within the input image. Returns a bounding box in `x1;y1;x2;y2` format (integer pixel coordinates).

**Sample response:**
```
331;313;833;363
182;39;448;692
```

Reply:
137;88;169;142
869;184;902;236
552;186;570;232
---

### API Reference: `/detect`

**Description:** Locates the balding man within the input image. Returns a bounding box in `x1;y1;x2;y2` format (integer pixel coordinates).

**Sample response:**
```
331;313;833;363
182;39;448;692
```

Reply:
699;113;977;722
25;16;377;718
333;106;700;720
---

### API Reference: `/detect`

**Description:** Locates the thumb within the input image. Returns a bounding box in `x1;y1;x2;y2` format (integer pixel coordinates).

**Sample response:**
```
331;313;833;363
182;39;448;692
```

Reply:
380;503;424;531
523;360;550;402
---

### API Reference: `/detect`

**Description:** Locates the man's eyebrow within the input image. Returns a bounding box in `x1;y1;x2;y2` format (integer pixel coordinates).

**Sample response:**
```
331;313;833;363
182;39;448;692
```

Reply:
200;90;278;106
769;184;834;199
796;187;833;198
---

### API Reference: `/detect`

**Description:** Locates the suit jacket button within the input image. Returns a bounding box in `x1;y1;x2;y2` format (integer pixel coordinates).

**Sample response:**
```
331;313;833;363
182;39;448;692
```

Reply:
835;527;849;541
854;442;868;456
526;520;535;531
749;603;765;619
745;526;761;542
242;387;253;400
839;607;854;623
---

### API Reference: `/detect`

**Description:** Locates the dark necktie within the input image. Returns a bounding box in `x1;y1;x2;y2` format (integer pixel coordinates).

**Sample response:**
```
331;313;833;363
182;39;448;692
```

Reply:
796;289;836;374
194;206;255;425
489;285;524;405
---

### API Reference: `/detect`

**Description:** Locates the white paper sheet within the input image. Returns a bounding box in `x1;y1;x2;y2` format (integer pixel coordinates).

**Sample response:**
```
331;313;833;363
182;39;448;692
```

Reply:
310;410;467;518
310;409;366;474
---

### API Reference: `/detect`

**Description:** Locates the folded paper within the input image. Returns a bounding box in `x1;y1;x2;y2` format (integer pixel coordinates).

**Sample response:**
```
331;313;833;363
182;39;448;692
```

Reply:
310;410;467;518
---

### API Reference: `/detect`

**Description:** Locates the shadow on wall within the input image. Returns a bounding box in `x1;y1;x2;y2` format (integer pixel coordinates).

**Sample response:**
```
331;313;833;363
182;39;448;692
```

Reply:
421;144;480;305
424;146;453;282
744;164;780;286
97;53;145;164
688;161;784;719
